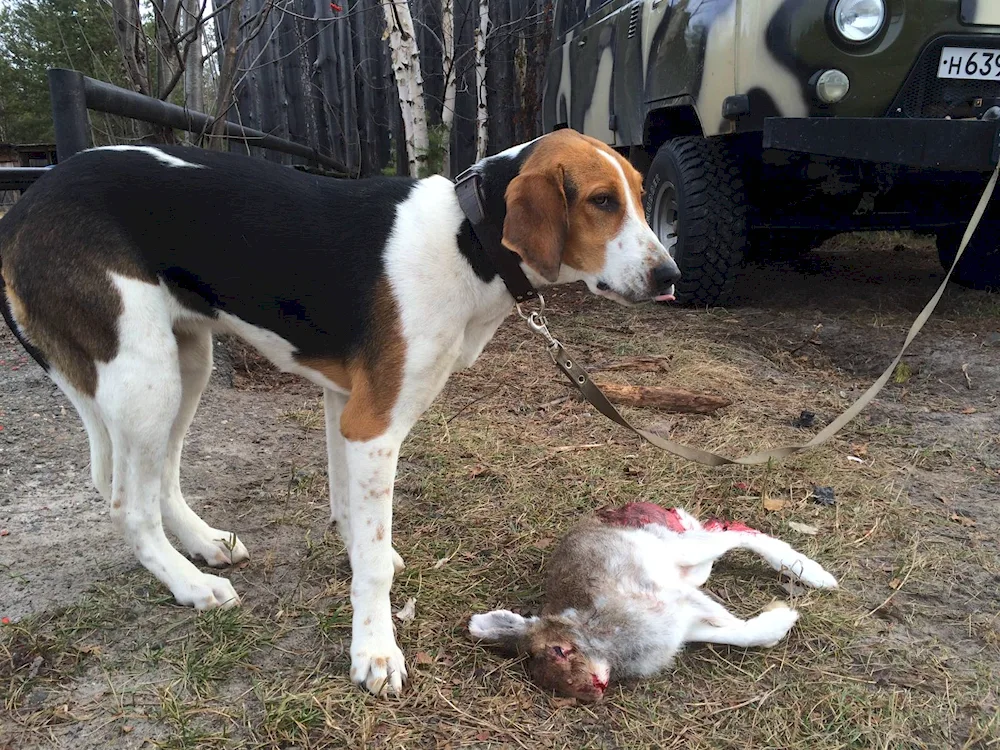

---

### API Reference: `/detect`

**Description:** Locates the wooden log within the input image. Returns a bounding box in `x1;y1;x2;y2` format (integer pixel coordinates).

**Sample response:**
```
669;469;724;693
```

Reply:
581;382;731;414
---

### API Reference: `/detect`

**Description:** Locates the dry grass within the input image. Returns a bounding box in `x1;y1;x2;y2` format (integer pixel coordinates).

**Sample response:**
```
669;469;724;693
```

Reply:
3;238;1000;749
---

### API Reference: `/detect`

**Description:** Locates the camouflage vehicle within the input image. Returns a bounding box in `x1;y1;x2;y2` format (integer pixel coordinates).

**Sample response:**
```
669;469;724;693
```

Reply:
542;0;1000;305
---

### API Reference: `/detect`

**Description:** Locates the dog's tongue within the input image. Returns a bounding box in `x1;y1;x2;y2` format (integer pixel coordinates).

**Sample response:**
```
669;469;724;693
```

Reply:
654;293;676;302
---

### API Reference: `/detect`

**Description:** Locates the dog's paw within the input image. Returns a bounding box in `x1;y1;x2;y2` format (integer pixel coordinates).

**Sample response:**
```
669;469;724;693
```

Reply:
350;636;408;697
391;548;405;576
748;605;799;647
185;529;250;568
172;572;241;611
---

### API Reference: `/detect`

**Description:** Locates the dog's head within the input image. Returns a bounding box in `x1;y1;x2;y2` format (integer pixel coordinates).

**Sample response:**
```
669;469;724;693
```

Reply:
500;129;679;305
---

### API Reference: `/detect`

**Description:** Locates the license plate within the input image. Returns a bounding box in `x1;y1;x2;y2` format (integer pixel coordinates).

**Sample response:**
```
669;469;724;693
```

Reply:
938;47;1000;80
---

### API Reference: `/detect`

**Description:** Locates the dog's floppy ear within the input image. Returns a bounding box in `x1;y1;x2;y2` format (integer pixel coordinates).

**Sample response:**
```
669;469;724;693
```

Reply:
502;169;568;282
469;609;538;654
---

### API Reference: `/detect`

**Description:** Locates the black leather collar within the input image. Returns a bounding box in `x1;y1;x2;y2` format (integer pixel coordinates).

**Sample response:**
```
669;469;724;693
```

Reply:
454;167;539;304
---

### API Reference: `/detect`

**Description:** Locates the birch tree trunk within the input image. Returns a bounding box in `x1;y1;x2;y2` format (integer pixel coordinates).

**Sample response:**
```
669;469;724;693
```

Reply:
381;0;429;176
182;0;204;113
440;0;456;176
474;0;489;161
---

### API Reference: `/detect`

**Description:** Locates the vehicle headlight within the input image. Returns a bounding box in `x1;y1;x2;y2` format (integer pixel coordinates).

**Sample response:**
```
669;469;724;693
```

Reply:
833;0;885;43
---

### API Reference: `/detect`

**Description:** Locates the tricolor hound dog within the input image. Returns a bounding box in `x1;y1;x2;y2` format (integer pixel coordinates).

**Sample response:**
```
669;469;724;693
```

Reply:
0;129;679;696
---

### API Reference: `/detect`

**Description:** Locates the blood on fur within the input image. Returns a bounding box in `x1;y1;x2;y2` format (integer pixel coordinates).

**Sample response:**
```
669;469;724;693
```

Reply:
596;502;687;532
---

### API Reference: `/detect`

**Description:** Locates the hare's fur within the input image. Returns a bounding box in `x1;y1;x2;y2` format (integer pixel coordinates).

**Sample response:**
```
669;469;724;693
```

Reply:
469;504;837;701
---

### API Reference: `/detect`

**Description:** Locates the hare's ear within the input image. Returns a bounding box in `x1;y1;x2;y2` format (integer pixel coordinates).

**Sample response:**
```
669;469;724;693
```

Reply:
469;610;537;652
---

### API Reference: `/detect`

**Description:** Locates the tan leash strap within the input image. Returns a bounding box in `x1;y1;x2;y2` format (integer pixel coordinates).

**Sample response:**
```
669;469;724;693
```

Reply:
543;164;1000;466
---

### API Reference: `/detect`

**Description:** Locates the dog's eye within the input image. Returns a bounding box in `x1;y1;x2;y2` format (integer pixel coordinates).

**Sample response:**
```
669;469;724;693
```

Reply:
590;194;614;209
551;646;569;658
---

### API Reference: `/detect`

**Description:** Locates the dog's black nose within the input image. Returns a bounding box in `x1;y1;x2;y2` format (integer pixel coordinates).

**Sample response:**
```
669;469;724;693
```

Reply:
652;263;682;292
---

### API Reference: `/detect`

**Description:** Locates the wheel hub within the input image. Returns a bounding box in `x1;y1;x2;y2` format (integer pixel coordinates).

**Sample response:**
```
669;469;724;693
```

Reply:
651;180;679;258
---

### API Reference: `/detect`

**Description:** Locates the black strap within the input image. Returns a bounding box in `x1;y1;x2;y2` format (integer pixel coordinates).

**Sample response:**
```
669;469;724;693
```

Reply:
454;169;539;304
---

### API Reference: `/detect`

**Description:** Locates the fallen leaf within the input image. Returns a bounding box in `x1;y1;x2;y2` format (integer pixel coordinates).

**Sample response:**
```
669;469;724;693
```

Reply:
1;617;9;626
850;443;868;458
394;597;417;623
950;513;977;527
475;732;490;742
889;577;902;590
788;521;819;535
415;651;435;665
122;726;134;734
0;529;8;537
532;537;555;550
961;406;977;415
734;481;750;492
763;495;786;511
468;465;492;479
77;644;101;656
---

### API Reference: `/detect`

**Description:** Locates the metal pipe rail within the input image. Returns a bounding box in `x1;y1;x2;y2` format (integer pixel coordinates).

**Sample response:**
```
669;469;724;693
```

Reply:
48;68;351;174
0;167;53;192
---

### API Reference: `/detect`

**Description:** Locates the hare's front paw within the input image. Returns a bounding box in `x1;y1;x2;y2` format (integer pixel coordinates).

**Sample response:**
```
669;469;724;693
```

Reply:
794;558;838;589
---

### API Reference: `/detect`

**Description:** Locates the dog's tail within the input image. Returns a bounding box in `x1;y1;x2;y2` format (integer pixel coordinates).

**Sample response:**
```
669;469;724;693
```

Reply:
0;232;51;373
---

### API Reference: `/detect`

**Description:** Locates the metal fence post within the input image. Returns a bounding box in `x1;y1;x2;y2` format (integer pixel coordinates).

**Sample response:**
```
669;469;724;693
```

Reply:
48;68;90;162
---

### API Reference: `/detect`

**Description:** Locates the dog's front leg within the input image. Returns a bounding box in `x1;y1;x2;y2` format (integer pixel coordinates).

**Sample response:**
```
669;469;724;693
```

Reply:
344;432;407;696
325;389;405;576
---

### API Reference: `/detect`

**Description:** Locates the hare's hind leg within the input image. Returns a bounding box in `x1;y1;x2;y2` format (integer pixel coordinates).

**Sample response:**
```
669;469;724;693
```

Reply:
684;590;798;649
670;528;838;590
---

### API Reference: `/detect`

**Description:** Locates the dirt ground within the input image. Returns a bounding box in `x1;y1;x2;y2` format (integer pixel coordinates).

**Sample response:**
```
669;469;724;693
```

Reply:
1;235;999;749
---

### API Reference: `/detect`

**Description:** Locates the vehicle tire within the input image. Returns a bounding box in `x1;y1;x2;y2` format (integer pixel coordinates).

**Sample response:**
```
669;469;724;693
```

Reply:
643;136;748;306
936;222;1000;290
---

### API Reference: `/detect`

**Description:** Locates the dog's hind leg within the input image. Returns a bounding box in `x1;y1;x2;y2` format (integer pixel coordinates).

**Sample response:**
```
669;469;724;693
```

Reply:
160;326;249;567
97;277;239;610
324;388;352;548
52;375;113;502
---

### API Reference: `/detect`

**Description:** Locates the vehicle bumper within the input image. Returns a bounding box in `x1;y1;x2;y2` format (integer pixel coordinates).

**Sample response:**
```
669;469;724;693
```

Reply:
762;117;1000;172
